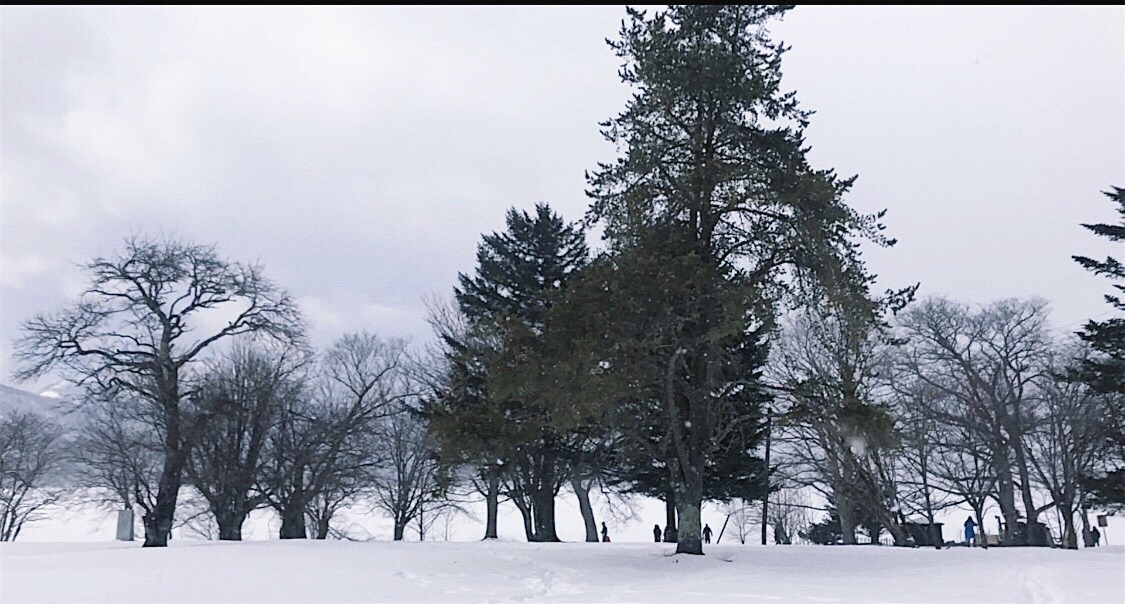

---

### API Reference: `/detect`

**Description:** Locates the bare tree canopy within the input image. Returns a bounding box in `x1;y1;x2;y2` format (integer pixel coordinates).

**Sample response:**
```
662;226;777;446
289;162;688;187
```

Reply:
0;411;67;541
12;235;304;547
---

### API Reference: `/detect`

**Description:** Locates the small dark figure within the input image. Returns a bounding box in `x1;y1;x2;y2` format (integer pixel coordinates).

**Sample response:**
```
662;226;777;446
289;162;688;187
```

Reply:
1092;526;1101;547
601;521;609;542
702;524;713;544
964;516;976;547
653;524;662;542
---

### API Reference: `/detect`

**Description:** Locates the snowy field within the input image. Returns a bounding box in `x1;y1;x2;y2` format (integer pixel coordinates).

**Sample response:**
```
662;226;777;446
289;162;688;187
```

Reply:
2;540;1122;604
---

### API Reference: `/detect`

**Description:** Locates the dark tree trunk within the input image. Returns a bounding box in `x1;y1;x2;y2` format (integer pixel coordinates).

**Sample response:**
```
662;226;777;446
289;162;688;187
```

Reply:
571;477;599;542
663;490;678;542
1080;507;1095;547
886;518;907;547
674;475;704;555
973;507;988;549
1061;505;1078;549
919;450;941;549
531;485;560;542
512;496;535;541
995;457;1020;544
1011;430;1045;546
314;515;330;540
279;499;307;539
143;442;190;547
215;509;246;541
483;466;500;540
837;491;858;545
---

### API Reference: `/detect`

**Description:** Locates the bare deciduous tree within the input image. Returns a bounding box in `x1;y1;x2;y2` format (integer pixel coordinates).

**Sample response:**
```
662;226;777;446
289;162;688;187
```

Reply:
892;383;965;548
771;309;906;546
13;236;304;546
187;341;307;540
263;332;410;539
0;411;67;541
369;406;447;540
718;499;760;544
898;297;1053;545
1027;346;1115;549
70;390;162;529
769;487;815;545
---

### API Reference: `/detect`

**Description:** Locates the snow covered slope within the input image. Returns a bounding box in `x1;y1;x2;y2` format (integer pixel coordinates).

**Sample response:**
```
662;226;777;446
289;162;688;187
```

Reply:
2;540;1121;603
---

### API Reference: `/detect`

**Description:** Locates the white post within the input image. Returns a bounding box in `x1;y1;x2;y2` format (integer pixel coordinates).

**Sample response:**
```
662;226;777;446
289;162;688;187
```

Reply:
115;509;134;541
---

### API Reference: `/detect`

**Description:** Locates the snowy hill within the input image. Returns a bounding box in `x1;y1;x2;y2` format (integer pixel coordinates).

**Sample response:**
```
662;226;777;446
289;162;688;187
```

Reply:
1;540;1121;603
0;383;65;416
0;383;83;427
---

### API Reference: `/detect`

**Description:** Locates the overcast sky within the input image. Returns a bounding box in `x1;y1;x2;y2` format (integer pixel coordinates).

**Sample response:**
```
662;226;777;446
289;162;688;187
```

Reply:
2;6;1122;394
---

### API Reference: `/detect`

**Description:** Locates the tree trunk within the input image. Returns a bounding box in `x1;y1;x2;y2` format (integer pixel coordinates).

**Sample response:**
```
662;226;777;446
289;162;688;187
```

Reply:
837;492;858;545
483;466;500;540
525;448;561;543
215;509;245;541
773;523;790;545
972;505;988;549
279;499;307;539
1080;506;1094;547
1061;506;1078;549
314;514;330;540
663;490;678;542
571;477;599;542
919;449;941;549
531;482;560;542
994;454;1020;544
511;496;535;541
143;448;189;547
761;408;772;546
674;477;704;555
1012;441;1044;546
889;525;907;547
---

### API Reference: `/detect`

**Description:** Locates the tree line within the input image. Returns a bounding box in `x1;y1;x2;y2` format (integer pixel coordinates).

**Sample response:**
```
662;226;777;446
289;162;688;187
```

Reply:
2;6;1121;554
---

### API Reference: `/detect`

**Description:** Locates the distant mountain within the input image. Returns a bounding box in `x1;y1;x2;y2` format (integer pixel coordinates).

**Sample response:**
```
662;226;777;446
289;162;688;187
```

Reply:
0;383;82;424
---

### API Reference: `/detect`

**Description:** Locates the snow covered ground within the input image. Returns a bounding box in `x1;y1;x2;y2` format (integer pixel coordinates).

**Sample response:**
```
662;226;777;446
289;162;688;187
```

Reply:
2;540;1122;603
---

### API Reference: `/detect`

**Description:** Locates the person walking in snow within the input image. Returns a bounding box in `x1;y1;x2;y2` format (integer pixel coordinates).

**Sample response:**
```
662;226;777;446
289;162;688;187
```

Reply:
963;516;976;547
703;524;713;544
601;522;610;542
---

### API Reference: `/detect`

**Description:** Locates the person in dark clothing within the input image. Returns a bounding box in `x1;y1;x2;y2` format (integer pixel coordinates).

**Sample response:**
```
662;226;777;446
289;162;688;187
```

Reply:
601;522;610;542
653;524;662;542
1092;526;1101;546
964;516;976;547
702;524;713;544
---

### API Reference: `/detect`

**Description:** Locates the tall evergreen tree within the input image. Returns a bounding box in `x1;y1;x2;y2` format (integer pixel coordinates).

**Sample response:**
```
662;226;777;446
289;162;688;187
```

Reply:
456;203;588;330
585;5;899;554
551;231;771;545
429;203;589;542
1072;186;1125;508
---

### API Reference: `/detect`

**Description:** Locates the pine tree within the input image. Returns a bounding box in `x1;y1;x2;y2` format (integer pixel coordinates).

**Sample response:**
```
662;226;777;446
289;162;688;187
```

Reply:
429;203;589;542
1072;186;1125;508
585;5;898;554
456;203;588;329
